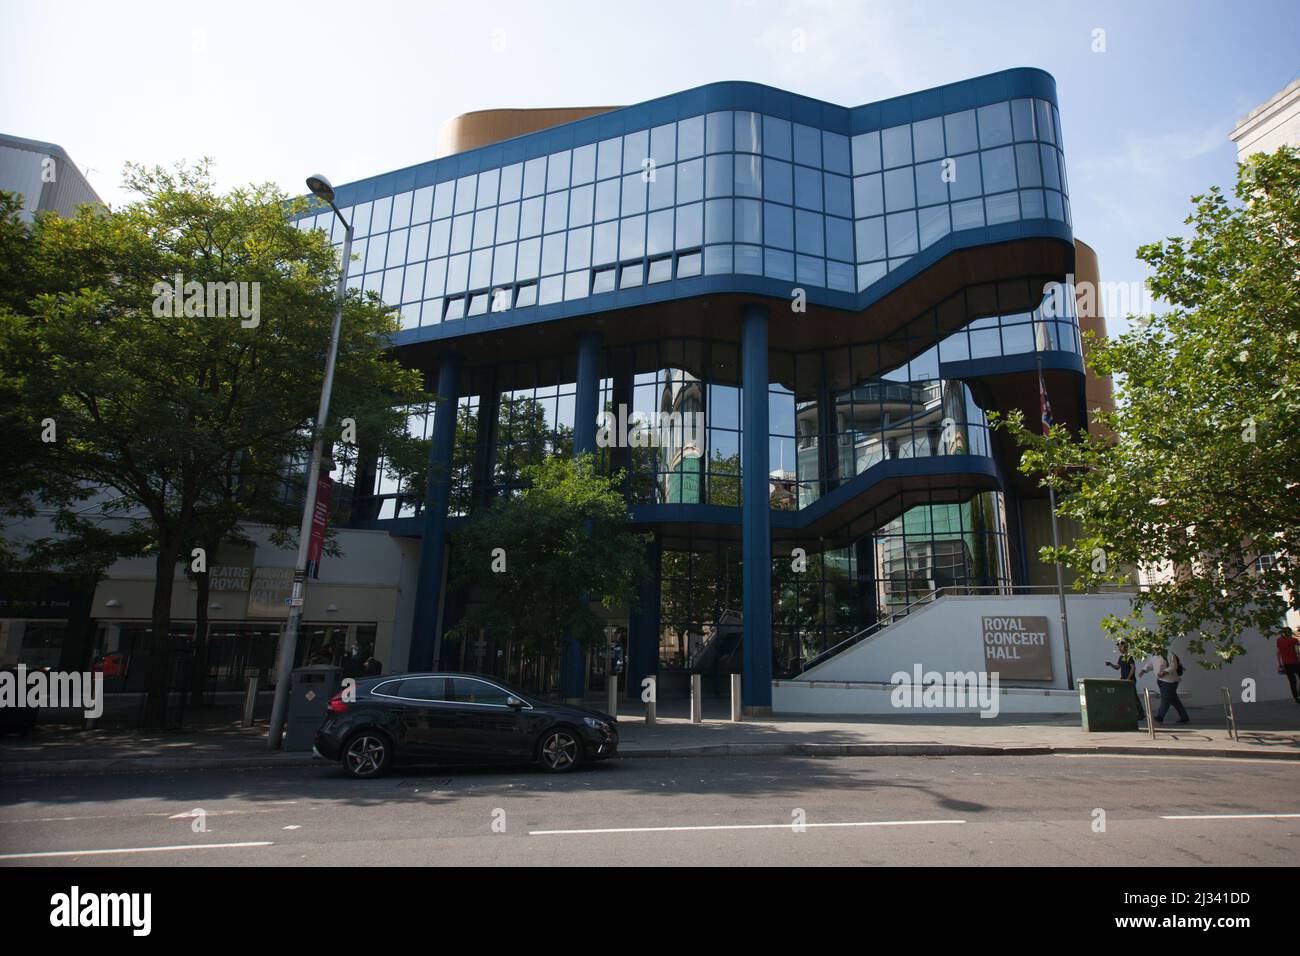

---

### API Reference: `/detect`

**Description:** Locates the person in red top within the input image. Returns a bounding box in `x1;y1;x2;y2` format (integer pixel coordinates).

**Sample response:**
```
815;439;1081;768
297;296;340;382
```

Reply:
1276;629;1300;702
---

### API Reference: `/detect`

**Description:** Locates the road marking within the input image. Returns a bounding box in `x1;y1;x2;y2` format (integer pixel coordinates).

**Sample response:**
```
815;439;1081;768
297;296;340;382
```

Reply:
1160;813;1300;821
0;841;273;860
2;801;300;825
530;819;965;836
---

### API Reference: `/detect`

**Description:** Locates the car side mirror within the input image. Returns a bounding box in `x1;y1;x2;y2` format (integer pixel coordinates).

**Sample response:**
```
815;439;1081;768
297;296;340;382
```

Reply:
506;696;524;709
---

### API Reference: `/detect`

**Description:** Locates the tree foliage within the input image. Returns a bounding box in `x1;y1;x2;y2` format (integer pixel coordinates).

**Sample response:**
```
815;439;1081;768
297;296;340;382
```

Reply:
995;147;1300;664
446;454;649;660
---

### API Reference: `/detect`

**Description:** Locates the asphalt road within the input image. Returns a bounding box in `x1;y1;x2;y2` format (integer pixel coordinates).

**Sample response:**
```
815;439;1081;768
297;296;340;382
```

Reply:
1;754;1297;866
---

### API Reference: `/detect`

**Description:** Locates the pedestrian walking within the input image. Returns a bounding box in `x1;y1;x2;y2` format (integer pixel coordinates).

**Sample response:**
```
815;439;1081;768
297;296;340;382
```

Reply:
1105;641;1145;720
1277;629;1300;702
1151;649;1189;724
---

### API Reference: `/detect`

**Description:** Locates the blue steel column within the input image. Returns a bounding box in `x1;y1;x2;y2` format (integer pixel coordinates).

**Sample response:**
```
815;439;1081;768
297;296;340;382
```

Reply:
408;352;461;672
561;331;604;700
741;304;773;715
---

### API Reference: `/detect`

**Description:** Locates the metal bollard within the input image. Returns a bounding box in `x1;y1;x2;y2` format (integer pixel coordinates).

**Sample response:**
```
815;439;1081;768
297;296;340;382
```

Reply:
690;673;702;724
1144;687;1154;739
730;672;742;722
606;672;618;719
242;675;259;728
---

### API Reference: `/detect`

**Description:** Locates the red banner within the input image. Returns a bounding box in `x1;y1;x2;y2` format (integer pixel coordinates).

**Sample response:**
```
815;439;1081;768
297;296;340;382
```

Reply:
306;473;333;579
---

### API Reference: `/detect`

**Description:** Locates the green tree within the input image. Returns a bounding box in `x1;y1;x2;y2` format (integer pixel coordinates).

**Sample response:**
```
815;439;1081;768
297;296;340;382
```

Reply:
0;163;425;725
446;454;649;665
995;147;1300;665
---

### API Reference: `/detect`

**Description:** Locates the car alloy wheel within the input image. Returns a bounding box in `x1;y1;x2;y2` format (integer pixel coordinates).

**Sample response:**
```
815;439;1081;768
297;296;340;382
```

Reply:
540;729;580;772
344;734;388;778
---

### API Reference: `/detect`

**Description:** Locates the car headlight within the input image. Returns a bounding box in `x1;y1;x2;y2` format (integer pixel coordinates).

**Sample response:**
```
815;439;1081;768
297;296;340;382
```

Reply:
583;717;609;731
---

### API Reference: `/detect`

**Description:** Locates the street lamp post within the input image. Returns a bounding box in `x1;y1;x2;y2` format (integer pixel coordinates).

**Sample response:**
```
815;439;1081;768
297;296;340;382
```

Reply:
267;174;354;749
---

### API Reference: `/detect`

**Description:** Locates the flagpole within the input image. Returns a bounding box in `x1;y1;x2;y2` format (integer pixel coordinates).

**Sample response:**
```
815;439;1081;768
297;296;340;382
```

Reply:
1037;344;1075;690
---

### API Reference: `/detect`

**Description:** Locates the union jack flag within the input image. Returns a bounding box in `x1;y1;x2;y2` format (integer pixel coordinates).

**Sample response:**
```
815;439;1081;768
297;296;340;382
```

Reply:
1038;370;1054;437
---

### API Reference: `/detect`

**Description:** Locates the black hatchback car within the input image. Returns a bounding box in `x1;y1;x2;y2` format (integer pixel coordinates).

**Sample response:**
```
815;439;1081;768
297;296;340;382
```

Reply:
314;672;618;778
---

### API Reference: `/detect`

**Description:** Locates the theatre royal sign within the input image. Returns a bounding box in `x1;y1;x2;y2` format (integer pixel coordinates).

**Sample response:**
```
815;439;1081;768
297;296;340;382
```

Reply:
981;615;1053;681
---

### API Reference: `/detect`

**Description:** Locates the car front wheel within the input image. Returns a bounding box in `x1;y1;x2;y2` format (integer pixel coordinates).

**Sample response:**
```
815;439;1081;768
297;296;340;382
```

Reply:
342;731;392;779
538;727;582;773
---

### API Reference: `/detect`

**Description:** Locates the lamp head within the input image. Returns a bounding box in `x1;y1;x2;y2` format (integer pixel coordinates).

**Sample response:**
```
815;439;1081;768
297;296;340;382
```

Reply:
306;174;335;204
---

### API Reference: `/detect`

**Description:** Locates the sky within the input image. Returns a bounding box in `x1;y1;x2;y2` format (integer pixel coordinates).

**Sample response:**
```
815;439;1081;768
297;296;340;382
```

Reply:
2;0;1296;337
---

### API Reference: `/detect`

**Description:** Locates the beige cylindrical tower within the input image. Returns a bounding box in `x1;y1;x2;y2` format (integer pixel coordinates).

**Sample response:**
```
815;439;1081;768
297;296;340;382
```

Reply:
1074;238;1116;433
435;107;622;158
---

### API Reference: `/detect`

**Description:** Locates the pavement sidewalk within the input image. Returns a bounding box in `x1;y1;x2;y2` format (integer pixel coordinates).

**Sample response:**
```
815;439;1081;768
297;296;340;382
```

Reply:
2;699;1297;777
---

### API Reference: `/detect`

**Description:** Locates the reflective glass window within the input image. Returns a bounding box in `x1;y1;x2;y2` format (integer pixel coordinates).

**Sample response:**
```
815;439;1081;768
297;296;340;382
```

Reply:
735;111;761;153
522;157;547;198
499;163;523;204
764;158;792;204
764;116;792;160
472;211;495;249
572;144;597;185
1011;99;1036;142
1015;144;1042;187
852;130;881;174
735;198;762;244
704;244;733;275
823;131;850;174
677;158;704;204
623;130;650;175
978;102;1013;149
795;209;824;256
853;173;883;218
651;123;676;166
796;254;824;287
886;210;918;257
647;208;674;256
540;275;564;304
406;223;430;263
492;243;516;285
855;216;885;262
705;198;733;243
678;250;702;278
981;147;1017;194
1019;188;1045;219
565;270;589;301
735;155;762;198
593;220;618;265
951;197;984;231
794;165;822;211
884;167;915;211
595;178;620;221
476;169;499;209
913;117;945;162
881;125;912;168
597;137;622;180
915;160;948;206
918;204;950;249
450;214;472;254
793;123;821;167
411;185;434;223
445;252;469;293
433;181;455;220
825;216;853;261
390;192;412;230
566;226;591;271
547;150;571;193
540;232;565;276
679;115;704;160
424;258;446;298
569;184;594;227
706;155;734;197
516;237;540;280
647;256;672;284
824;173;852;217
944;110;978;155
1040;146;1061;190
622;172;647;216
948;156;982;201
827;259;854;291
1035;100;1056;145
544;192;568;233
495;203;520;244
469;249;492;289
676;202;703;248
764;202;794;250
706;111;734;153
453;176;476;215
371;195;393;232
619;214;646;259
765;248;794;281
519;196;544;238
735;244;763;275
648;163;675;210
429;218;451;257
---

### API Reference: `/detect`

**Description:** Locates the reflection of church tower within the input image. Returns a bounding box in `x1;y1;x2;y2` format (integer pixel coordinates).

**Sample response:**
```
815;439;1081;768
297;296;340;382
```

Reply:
660;369;703;504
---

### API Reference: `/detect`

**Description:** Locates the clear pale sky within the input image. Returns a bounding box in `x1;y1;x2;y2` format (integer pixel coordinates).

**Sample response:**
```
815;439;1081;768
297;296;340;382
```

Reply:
2;0;1296;335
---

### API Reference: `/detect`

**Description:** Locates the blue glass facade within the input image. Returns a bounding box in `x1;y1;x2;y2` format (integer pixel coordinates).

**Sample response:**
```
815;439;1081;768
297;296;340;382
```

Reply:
300;69;1088;709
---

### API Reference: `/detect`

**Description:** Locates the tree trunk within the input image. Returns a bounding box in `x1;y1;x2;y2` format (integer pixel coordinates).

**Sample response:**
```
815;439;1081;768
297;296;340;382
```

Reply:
141;538;180;729
189;567;211;707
